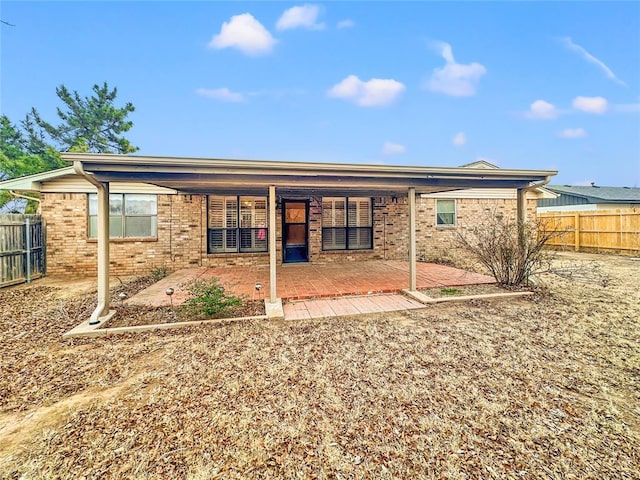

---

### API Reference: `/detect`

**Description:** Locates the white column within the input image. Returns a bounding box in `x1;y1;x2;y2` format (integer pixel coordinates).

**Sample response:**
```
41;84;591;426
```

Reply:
408;187;417;291
90;181;110;324
269;185;277;303
516;188;526;249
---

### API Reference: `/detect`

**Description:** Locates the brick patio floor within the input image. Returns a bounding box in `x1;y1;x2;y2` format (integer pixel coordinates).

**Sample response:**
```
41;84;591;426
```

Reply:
283;294;426;321
127;261;494;307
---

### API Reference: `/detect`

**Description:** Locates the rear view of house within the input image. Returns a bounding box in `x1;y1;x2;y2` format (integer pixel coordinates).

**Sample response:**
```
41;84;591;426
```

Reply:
0;153;555;323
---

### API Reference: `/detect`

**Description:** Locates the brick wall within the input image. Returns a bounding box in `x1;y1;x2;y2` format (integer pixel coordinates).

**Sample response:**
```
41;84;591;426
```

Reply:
416;197;538;262
41;192;536;276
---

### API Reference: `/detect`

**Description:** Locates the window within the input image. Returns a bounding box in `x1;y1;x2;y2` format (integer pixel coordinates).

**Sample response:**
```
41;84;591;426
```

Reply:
322;197;372;250
208;196;268;254
436;199;456;226
88;194;157;238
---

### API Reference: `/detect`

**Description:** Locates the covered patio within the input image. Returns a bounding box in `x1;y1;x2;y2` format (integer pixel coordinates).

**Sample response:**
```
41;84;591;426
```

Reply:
58;153;555;324
127;260;495;307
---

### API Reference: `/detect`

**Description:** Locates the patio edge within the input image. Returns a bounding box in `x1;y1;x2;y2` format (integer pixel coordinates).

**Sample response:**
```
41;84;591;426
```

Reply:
402;289;535;304
63;315;268;338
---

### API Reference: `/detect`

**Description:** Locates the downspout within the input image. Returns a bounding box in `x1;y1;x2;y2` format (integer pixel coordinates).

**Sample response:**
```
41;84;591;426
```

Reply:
516;175;554;264
73;160;112;325
9;190;41;214
9;190;41;204
517;176;554;224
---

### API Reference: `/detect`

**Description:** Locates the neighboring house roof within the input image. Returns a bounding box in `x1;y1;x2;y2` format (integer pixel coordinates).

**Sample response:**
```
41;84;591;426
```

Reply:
544;185;640;204
0;153;557;196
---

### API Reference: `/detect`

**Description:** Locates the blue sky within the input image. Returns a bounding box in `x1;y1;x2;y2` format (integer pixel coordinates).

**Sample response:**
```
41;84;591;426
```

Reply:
1;1;639;186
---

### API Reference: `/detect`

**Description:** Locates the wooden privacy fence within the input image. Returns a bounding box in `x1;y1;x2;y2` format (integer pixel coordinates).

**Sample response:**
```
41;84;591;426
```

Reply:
539;209;640;254
0;214;46;288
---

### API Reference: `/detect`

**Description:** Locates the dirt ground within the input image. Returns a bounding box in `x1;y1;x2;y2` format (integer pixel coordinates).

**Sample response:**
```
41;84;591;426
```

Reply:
0;251;638;479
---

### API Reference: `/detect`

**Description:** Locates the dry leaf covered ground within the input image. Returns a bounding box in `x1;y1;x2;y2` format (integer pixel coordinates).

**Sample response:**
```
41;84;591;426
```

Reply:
0;252;638;479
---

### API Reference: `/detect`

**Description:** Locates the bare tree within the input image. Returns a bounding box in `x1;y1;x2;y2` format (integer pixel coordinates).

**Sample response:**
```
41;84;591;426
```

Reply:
457;212;560;287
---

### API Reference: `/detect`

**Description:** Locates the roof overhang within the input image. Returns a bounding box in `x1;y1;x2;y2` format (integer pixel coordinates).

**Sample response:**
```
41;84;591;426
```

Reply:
0;166;76;191
56;153;557;196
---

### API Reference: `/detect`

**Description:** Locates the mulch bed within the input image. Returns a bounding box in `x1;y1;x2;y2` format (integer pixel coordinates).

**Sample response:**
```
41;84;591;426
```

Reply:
106;301;266;329
419;283;510;298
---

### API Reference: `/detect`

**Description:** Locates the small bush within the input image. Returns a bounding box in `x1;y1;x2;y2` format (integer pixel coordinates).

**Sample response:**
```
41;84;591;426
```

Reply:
440;287;460;296
181;278;242;316
150;265;168;282
457;213;559;287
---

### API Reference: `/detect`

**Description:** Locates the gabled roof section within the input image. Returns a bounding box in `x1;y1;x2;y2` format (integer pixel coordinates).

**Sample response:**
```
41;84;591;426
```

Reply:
460;160;499;169
546;185;640;203
0;166;76;191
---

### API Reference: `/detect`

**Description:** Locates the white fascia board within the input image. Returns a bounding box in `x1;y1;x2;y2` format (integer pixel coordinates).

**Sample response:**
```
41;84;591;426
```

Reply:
61;152;558;181
0;166;76;191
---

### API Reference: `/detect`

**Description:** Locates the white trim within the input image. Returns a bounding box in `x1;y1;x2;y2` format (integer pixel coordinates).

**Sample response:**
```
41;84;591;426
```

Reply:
408;187;416;291
422;187;552;200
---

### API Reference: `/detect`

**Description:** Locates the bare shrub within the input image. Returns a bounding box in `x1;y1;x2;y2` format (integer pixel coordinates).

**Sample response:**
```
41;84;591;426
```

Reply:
457;213;559;286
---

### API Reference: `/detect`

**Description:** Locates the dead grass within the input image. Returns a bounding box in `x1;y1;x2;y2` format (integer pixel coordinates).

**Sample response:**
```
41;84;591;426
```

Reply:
0;252;638;479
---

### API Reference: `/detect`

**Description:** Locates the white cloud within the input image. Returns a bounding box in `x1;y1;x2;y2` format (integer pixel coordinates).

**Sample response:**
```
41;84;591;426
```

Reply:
327;75;405;107
452;132;467;146
276;4;324;31
337;19;355;29
572;96;608;114
526;100;558;120
382;142;406;155
556;128;587;139
561;37;626;86
425;41;487;97
209;13;276;56
195;87;245;103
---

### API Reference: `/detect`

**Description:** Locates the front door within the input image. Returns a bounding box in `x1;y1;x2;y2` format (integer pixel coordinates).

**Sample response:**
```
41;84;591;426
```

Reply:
283;200;308;263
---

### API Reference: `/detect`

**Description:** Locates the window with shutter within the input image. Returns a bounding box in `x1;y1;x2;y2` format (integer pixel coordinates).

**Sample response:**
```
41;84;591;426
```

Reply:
208;195;268;253
322;197;372;250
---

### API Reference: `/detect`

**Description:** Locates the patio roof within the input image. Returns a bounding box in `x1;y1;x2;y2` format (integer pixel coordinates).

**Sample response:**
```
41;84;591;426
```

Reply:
58;153;557;195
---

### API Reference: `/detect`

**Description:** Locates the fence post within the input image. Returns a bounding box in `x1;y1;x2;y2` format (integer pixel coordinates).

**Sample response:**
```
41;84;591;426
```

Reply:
25;216;32;283
574;212;580;252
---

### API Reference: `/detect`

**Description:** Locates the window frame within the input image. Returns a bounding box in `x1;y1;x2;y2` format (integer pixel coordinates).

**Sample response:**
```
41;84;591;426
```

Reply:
207;195;269;254
87;193;158;239
435;199;457;227
321;196;373;251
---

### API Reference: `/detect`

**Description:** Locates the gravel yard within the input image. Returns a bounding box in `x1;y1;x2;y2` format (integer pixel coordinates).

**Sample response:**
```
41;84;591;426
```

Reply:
0;252;638;479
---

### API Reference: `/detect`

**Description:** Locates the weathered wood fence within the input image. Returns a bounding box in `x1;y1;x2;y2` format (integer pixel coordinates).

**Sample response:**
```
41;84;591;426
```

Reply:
539;209;640;254
0;214;46;288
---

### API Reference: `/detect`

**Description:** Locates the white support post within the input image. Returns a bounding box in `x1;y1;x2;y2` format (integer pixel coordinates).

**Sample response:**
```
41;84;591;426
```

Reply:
516;188;526;250
408;187;417;291
90;181;111;325
269;185;277;303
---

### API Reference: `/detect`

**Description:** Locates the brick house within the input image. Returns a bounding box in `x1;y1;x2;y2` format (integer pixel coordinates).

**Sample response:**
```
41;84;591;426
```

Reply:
0;154;555;324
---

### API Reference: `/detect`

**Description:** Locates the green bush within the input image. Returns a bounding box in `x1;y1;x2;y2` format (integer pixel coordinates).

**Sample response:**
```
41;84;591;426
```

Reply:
181;278;242;316
150;265;168;282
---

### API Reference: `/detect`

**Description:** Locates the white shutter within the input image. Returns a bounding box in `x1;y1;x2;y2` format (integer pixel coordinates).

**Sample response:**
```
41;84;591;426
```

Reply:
348;198;371;227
